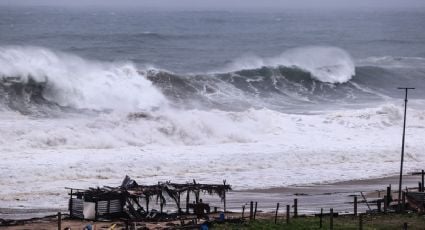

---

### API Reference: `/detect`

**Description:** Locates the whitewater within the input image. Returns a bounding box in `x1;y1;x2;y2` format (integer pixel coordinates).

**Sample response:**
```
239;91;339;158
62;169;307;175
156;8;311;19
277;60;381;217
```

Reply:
0;7;425;211
0;45;424;210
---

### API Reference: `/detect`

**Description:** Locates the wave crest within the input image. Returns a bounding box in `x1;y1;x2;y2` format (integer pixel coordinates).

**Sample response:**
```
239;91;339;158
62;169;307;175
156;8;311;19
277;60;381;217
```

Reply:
0;46;167;112
223;46;355;84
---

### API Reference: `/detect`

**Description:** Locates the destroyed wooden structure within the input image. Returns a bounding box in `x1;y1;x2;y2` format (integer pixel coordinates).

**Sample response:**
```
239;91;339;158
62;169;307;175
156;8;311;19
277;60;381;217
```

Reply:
67;176;231;220
406;192;425;213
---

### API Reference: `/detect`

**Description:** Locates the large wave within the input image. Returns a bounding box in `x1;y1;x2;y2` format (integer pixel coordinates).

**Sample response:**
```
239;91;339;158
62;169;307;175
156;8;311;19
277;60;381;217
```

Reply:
0;46;424;115
0;46;167;113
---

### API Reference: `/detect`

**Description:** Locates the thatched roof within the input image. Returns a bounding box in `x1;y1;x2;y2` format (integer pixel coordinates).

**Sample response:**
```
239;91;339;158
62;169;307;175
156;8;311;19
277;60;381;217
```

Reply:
67;176;232;205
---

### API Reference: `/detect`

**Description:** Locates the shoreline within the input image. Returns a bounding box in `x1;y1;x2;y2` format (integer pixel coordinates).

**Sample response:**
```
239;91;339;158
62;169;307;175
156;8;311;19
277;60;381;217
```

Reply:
1;173;421;220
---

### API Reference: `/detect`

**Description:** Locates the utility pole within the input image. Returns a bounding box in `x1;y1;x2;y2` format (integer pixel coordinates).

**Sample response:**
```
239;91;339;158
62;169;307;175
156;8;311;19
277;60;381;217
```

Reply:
397;87;415;209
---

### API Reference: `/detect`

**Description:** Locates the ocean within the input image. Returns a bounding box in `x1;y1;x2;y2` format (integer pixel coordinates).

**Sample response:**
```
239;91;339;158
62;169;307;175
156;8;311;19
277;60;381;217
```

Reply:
0;6;424;210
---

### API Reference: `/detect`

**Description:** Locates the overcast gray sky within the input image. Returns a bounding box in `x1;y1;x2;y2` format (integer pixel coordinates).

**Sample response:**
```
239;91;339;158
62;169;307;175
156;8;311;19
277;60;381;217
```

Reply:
0;0;424;10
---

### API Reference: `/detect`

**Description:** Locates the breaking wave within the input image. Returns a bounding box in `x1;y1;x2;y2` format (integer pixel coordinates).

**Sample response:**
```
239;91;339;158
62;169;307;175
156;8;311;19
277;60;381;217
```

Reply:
0;46;167;113
221;46;355;84
0;45;424;156
0;46;424;115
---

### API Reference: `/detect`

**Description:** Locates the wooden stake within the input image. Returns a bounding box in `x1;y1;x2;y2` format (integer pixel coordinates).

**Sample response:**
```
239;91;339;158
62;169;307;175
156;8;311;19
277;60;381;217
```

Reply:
274;203;279;224
69;189;73;218
186;190;190;214
319;208;323;228
242;205;245;219
354;196;357;216
223;191;226;213
177;192;181;214
57;212;61;230
330;208;334;230
286;205;290;224
294;199;298;218
386;186;391;205
223;180;227;213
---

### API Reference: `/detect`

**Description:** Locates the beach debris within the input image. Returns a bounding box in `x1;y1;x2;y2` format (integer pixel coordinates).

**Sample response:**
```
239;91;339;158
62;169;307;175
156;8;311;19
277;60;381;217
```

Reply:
406;192;425;213
360;192;371;211
67;176;231;221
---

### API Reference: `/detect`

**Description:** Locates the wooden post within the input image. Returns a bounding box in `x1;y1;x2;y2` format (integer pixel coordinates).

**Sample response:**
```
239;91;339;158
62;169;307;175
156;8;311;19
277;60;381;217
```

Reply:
294;199;298;218
242;205;245;219
254;202;258;220
57;212;61;230
359;214;363;230
319;208;323;228
249;201;253;220
223;180;227;213
177;192;181;214
286;205;290;224
69;189;73;218
386;186;391;205
419;182;422;192
223;190;226;213
403;222;408;230
330;208;334;230
274;203;279;224
195;190;199;203
186;190;190;214
377;200;382;212
397;88;415;209
354;196;358;216
146;197;150;213
422;170;424;192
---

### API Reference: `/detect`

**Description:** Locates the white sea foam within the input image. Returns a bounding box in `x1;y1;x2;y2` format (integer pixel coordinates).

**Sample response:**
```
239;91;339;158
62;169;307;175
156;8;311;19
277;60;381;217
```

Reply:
0;46;167;111
0;103;424;209
223;46;355;83
0;46;424;211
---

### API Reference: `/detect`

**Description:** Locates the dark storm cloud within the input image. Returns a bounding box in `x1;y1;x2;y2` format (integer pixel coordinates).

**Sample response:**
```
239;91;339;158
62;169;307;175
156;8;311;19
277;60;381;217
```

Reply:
0;0;424;9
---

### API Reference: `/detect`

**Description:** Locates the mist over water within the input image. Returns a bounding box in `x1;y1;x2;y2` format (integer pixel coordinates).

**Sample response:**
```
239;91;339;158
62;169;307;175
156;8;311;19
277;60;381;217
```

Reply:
0;6;425;209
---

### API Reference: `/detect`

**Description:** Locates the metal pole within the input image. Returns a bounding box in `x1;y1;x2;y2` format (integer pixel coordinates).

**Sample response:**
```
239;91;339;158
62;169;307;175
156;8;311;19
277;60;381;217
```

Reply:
397;87;415;208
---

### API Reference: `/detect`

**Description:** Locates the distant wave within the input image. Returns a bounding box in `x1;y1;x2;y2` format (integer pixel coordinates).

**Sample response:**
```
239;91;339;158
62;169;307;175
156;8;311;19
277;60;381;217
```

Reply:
357;56;425;68
220;46;356;84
